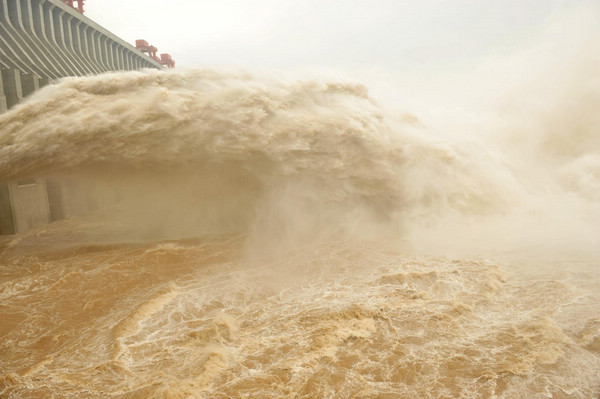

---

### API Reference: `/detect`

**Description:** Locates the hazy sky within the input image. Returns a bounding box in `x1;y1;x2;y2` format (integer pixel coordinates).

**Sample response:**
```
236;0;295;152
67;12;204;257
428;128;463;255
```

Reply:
85;1;579;69
83;0;597;110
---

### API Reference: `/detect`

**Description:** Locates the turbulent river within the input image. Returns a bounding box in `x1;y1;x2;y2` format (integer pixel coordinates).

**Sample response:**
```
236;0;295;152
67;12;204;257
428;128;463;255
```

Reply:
0;68;599;398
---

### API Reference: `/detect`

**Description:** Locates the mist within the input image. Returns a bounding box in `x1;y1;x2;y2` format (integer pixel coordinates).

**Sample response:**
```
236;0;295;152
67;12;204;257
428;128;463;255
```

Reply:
1;4;599;398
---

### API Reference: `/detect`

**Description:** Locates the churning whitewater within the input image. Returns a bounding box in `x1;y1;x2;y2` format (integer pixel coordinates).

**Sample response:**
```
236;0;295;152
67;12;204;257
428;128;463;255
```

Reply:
0;68;599;398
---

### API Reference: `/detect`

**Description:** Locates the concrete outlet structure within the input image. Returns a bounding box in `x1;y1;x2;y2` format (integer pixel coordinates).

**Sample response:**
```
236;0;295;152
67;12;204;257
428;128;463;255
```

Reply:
0;0;164;235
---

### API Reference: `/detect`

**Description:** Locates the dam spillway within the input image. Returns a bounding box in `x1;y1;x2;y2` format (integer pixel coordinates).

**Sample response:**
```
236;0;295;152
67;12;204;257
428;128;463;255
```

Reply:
0;0;163;111
0;0;168;235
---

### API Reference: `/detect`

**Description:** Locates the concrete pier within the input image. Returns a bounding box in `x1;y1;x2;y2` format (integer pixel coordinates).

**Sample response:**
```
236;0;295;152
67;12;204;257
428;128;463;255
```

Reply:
0;72;7;112
0;68;23;108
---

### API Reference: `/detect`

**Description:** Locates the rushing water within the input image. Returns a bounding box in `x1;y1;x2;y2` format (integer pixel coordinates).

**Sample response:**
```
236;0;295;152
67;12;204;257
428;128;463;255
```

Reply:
0;67;599;398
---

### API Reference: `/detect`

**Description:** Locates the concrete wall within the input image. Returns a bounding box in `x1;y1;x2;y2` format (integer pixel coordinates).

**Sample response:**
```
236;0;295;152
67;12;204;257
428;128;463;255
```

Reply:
47;177;92;220
7;178;51;234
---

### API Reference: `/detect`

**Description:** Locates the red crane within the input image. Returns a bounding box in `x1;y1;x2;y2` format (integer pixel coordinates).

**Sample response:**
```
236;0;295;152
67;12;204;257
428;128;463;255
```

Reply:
159;53;175;68
62;0;85;14
136;39;176;68
135;40;159;61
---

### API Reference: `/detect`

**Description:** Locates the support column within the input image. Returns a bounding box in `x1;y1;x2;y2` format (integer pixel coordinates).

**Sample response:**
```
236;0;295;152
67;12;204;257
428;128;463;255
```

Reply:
38;76;49;89
1;68;23;109
20;73;39;97
0;72;7;113
120;48;126;70
124;51;130;70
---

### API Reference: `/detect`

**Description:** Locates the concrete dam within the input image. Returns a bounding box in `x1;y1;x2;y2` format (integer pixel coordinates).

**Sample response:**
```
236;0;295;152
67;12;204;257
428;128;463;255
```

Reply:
0;0;173;235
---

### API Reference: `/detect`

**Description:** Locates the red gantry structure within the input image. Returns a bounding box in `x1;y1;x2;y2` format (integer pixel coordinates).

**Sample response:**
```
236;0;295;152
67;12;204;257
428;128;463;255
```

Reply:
136;40;176;68
135;40;159;61
159;53;175;68
62;0;85;14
